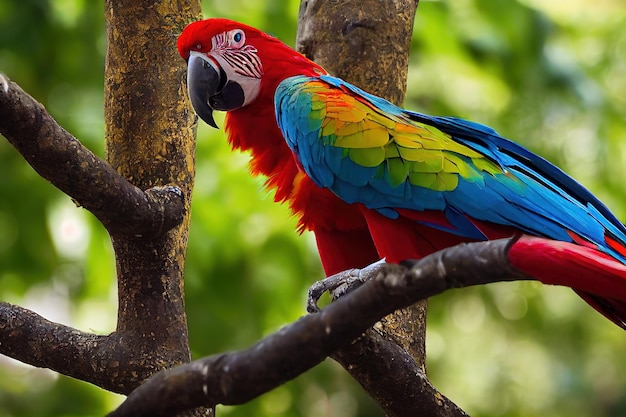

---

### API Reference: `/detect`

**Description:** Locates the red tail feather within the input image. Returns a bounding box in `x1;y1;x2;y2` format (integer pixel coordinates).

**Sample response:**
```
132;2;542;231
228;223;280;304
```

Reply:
508;236;626;329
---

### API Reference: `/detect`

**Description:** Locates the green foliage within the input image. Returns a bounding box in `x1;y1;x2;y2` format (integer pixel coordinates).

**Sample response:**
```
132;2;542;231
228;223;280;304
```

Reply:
1;0;626;416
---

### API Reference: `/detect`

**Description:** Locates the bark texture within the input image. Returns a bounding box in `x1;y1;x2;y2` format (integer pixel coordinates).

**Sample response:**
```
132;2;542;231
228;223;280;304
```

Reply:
103;0;201;392
297;0;417;106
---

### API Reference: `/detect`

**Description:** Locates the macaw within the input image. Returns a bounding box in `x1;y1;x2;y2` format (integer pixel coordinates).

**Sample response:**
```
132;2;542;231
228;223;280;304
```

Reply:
177;18;626;328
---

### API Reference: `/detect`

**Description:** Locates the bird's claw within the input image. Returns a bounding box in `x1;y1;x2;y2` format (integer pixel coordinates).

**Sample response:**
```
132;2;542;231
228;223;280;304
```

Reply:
307;268;361;313
306;259;386;313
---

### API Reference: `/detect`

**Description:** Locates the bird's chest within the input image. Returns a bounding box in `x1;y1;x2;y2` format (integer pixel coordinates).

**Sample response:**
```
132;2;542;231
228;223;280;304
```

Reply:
285;169;369;233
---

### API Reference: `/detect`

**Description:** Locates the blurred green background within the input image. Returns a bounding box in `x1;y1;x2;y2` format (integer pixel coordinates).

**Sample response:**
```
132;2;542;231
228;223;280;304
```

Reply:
1;0;626;416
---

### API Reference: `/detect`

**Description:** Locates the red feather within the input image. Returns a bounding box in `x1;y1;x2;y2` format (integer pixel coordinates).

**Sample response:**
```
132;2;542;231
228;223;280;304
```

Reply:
509;236;626;328
362;207;517;263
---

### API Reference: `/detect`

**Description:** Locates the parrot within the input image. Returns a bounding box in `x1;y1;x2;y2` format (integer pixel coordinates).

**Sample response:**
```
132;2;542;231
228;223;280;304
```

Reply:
177;18;626;328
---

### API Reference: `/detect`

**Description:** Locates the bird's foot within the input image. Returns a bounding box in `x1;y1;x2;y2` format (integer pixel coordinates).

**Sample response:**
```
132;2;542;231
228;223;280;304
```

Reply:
307;259;386;313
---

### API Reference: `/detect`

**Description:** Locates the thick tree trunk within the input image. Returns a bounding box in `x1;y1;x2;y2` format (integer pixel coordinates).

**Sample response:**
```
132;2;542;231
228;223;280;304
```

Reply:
103;0;199;384
103;1;211;415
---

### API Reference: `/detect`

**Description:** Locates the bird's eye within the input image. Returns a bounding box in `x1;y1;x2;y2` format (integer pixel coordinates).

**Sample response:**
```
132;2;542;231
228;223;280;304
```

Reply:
195;43;203;50
230;29;245;47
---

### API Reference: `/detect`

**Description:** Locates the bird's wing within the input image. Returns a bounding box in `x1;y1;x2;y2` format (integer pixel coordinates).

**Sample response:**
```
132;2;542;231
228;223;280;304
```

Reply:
275;74;626;261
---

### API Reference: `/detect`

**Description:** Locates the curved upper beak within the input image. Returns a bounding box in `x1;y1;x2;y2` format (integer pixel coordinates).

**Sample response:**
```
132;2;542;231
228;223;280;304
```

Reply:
187;51;247;129
187;52;221;128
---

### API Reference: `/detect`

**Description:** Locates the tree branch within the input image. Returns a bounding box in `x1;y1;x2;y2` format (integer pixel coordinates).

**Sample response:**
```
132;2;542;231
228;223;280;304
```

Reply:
0;74;185;240
331;329;468;417
0;302;104;376
0;72;190;394
0;302;134;392
0;299;201;395
108;238;528;417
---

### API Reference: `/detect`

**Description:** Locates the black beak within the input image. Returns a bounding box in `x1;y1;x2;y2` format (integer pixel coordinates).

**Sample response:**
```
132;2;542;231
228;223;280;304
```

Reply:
187;53;220;128
187;52;246;129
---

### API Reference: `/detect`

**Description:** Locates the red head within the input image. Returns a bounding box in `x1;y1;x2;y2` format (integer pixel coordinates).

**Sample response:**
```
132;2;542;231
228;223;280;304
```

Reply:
177;18;328;212
177;18;325;129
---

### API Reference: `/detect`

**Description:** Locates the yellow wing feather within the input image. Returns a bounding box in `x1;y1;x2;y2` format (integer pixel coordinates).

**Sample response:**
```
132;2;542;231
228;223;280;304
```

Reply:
312;83;502;192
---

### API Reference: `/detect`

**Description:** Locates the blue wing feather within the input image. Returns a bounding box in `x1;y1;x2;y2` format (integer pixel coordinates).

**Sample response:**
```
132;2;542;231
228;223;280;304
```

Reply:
410;112;626;236
275;75;626;262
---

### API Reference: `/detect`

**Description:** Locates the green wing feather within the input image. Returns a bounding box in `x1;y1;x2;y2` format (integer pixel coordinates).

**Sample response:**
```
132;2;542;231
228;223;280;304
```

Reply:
299;79;502;192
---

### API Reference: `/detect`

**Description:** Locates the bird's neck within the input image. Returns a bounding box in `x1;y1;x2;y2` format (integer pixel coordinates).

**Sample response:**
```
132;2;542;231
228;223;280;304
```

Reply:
224;53;324;193
224;74;299;205
226;100;290;176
